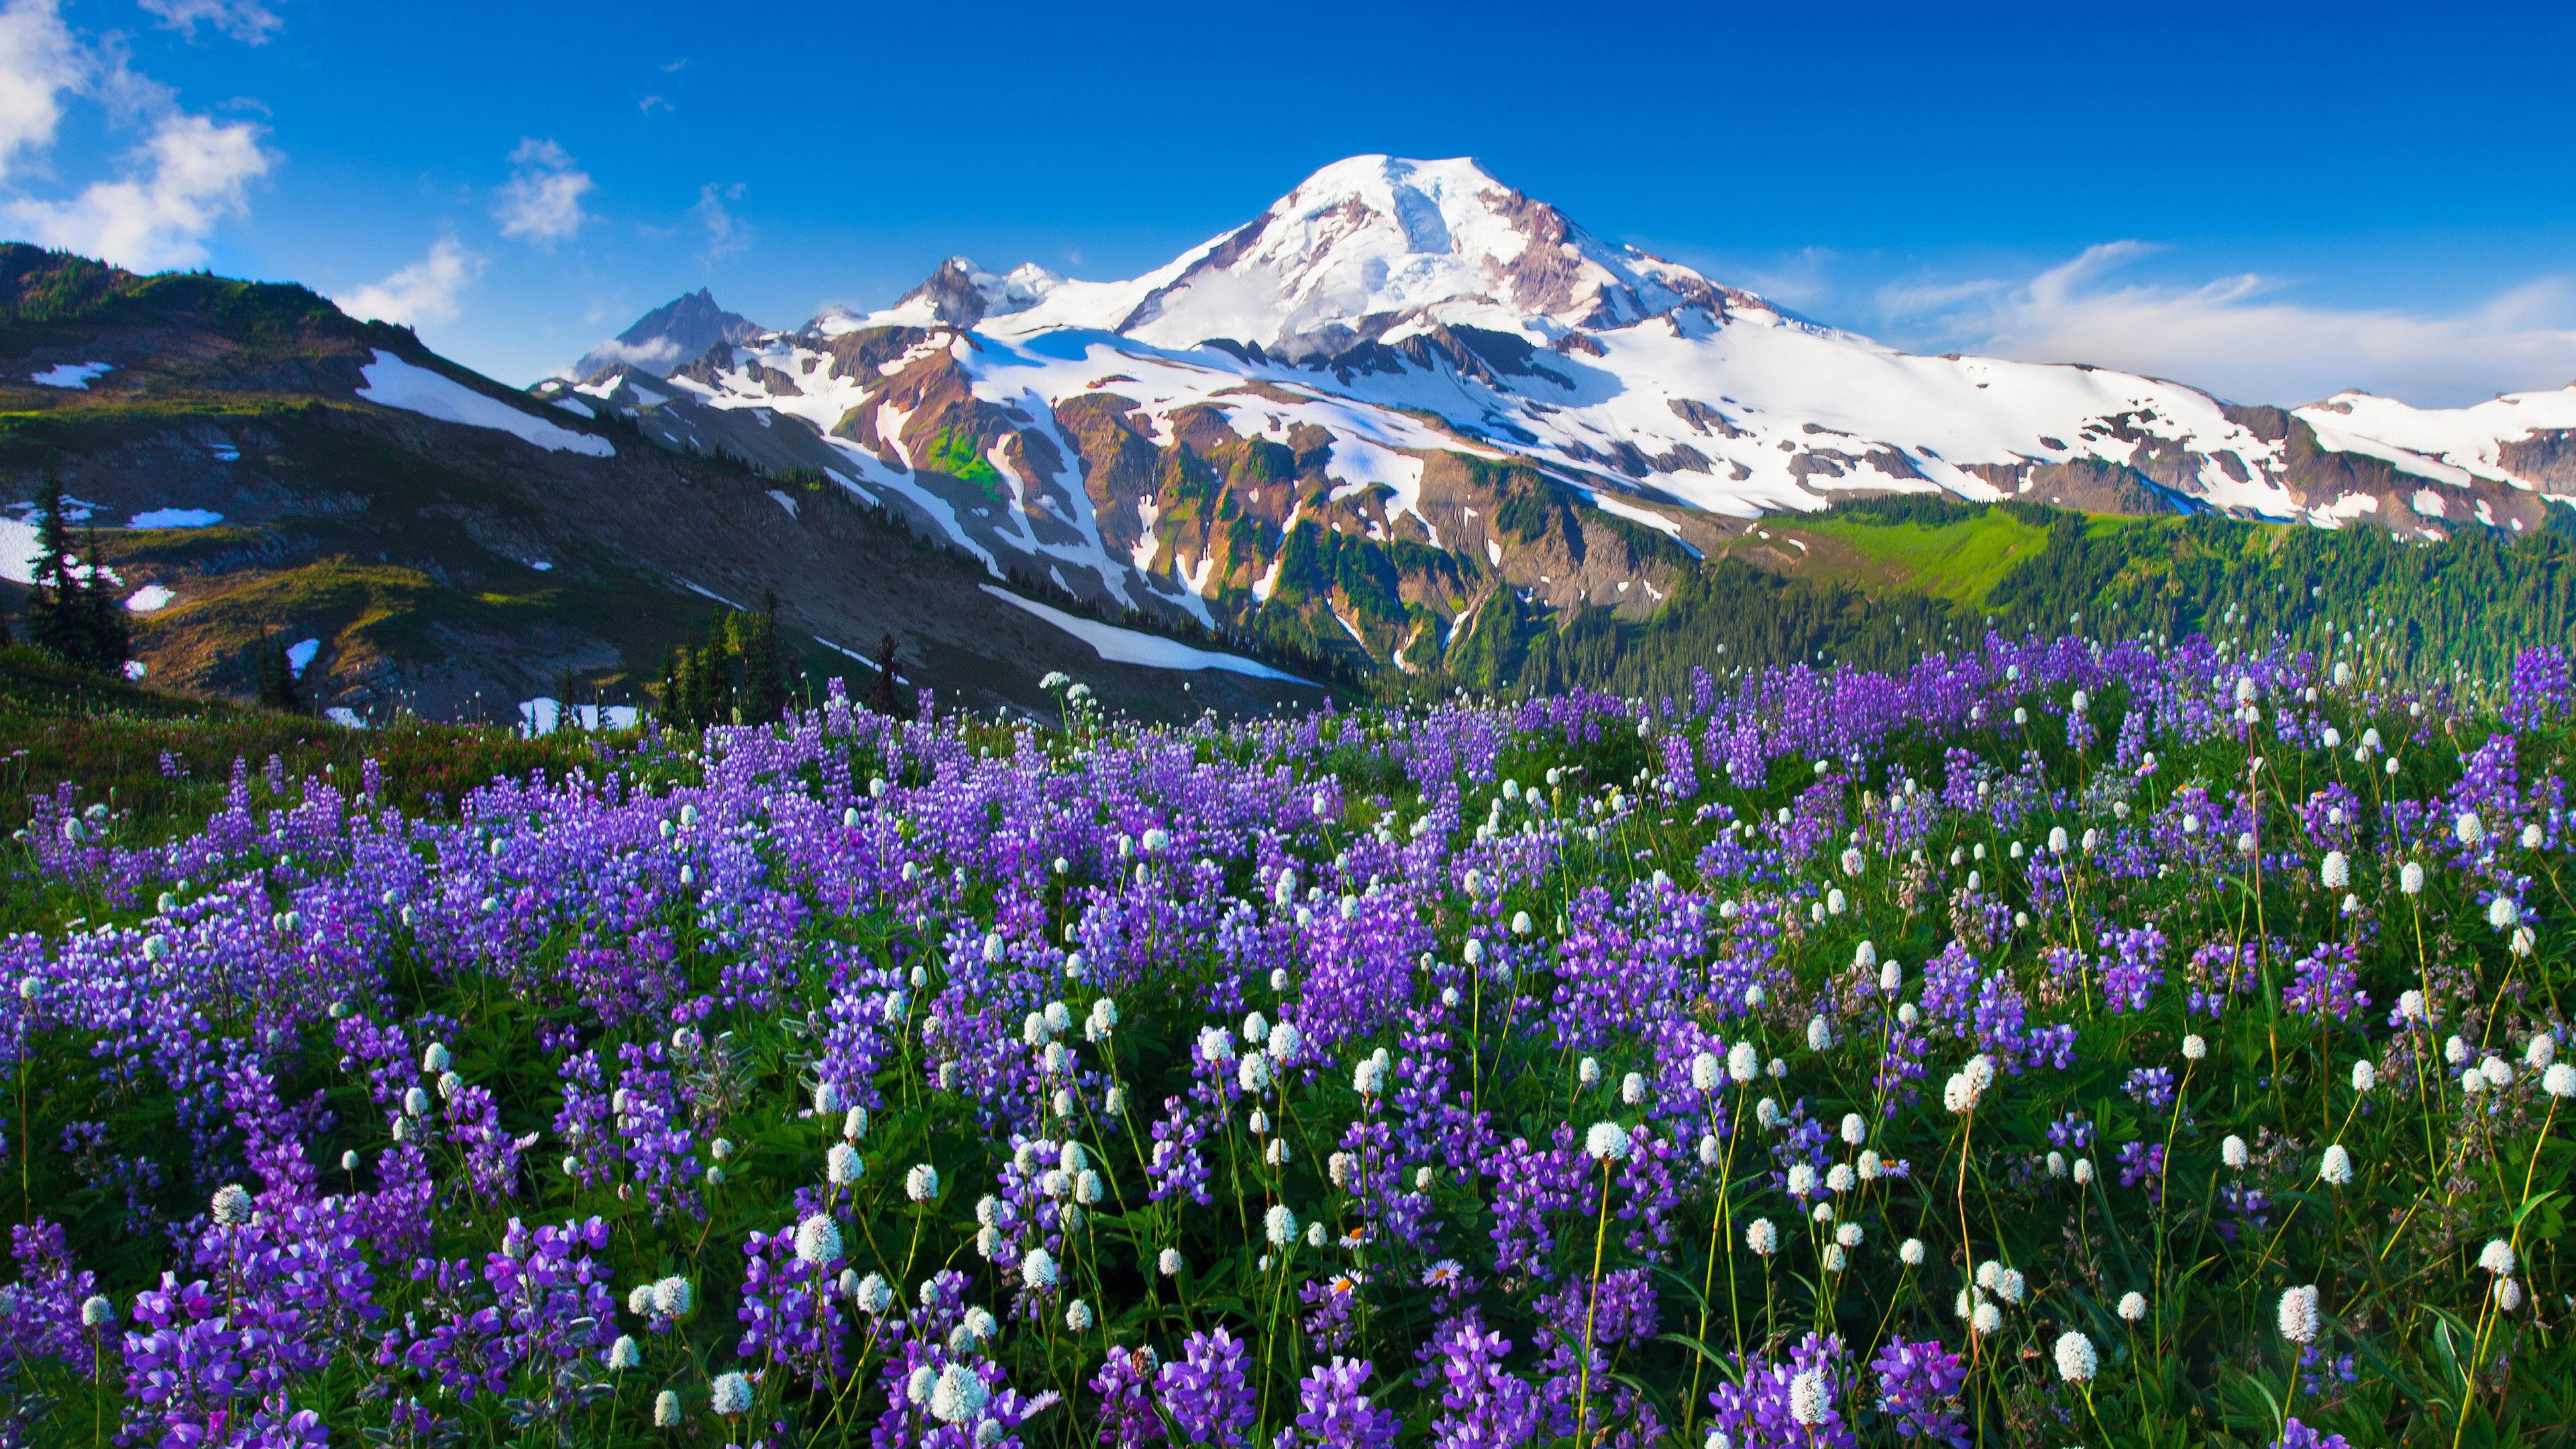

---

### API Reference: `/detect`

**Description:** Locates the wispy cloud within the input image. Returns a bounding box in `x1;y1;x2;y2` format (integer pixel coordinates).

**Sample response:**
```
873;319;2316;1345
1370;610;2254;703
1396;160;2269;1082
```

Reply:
338;235;482;327
1876;242;2576;406
0;0;271;271
493;138;592;248
692;181;747;262
137;0;282;45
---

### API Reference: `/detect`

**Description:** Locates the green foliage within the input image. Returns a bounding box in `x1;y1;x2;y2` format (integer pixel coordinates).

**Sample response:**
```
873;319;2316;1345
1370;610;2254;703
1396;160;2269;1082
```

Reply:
1226;437;1295;488
1511;558;1964;699
660;599;794;731
19;458;129;677
1413;502;2576;702
920;425;1004;495
1440;587;1531;694
253;631;304;714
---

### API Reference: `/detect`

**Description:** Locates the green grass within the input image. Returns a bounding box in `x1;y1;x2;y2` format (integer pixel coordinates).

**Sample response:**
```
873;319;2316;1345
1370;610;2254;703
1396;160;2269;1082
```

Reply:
1787;508;2076;605
920;424;1004;495
0;642;635;871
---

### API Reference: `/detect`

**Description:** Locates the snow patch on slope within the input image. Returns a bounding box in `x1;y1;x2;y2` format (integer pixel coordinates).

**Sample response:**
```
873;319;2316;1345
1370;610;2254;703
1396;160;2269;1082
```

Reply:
358;353;616;457
979;585;1305;682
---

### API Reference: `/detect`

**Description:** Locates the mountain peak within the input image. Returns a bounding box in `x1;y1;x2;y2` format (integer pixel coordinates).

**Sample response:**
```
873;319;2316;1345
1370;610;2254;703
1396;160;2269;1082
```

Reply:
1098;153;1725;358
575;289;767;380
881;256;1063;329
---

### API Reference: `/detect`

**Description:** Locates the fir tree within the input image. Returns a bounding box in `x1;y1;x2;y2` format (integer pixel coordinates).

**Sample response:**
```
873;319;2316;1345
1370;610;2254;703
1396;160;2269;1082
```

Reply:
549;665;578;734
255;630;303;712
687;629;729;729
659;644;693;732
738;591;789;725
867;631;910;720
25;455;80;662
72;521;129;674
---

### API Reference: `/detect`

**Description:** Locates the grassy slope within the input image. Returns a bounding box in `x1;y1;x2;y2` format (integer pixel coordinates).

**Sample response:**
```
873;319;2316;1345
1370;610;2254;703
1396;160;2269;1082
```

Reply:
0;644;627;849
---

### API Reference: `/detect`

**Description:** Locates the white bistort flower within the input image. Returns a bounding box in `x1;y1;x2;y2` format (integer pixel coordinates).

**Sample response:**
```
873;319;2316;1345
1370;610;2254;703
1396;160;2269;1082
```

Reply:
1691;1052;1721;1092
2118;1291;2147;1322
2320;1144;2353;1185
1585;1122;1631;1162
1747;1218;1778;1256
1788;1370;1829;1425
711;1371;754;1417
2278;1285;2321;1344
2053;1331;2098;1383
928;1362;989;1424
794;1215;843;1266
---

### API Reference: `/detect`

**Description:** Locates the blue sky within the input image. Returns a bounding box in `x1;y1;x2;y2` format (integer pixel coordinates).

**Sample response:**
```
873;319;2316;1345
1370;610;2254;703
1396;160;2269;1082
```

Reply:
7;0;2573;405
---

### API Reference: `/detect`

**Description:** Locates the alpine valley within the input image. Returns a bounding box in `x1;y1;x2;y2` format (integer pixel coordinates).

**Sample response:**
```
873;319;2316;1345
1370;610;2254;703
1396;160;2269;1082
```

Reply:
11;154;2576;720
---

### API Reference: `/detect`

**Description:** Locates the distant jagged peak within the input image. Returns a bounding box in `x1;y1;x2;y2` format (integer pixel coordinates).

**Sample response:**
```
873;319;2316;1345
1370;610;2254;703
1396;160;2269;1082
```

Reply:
574;288;768;381
815;257;1068;335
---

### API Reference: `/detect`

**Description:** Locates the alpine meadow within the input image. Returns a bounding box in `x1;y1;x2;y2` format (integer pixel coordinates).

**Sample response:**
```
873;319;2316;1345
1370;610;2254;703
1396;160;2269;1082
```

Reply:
6;5;2576;1445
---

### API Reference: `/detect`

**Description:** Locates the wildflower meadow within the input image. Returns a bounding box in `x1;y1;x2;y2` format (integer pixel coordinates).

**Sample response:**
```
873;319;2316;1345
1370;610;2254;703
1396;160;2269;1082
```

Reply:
3;631;2572;1448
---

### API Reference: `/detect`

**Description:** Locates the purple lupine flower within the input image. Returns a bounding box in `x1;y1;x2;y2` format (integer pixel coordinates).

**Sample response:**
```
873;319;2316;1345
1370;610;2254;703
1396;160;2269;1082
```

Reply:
1158;1327;1254;1448
1277;1357;1399;1449
1871;1336;1968;1448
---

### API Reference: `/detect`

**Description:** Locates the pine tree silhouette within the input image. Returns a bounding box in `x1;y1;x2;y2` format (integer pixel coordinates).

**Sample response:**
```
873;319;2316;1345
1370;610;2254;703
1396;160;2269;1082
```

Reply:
739;590;788;724
72;520;129;674
255;629;304;712
867;631;910;720
25;454;82;663
658;645;690;731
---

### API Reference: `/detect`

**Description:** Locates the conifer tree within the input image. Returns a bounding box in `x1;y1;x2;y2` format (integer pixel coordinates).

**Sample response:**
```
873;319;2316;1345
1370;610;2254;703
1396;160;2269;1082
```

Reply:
72;521;129;674
867;631;910;720
738;591;788;725
255;629;303;712
25;455;80;662
659;644;693;731
688;629;729;729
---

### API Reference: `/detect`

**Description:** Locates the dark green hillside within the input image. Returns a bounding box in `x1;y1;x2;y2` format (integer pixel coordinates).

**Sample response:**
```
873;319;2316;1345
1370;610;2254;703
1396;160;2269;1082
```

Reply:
1423;497;2576;700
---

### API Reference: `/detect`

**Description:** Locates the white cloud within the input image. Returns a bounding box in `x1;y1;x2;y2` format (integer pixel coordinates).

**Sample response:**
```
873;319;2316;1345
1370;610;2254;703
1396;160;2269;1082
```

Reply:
0;0;271;268
138;0;281;44
582;335;678;368
693;180;747;261
5;109;268;270
1886;241;2576;407
494;138;592;247
0;0;83;182
339;236;482;327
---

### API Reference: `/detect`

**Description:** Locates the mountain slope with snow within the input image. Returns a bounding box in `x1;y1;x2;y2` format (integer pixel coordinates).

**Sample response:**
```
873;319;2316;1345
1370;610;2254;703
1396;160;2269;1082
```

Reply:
561;155;2576;672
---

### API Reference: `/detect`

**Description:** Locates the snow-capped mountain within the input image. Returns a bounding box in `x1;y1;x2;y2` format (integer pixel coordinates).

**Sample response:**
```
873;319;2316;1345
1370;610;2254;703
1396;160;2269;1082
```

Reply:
553;154;2576;669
